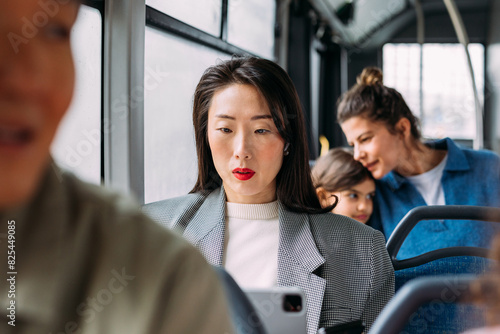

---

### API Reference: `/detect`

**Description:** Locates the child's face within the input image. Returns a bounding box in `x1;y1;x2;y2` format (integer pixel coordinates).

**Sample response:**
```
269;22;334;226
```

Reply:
0;0;79;209
330;178;376;224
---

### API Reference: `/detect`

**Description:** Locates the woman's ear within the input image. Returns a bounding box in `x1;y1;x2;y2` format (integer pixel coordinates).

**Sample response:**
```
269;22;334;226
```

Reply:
395;117;411;139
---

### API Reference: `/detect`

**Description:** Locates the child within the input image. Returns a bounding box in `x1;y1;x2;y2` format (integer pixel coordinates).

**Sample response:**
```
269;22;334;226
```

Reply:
312;147;375;224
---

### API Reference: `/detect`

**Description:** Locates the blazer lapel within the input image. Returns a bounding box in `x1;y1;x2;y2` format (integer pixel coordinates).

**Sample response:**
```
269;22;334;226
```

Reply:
277;203;326;334
183;187;226;266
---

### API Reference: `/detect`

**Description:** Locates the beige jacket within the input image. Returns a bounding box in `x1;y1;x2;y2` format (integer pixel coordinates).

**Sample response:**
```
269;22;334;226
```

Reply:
0;163;234;334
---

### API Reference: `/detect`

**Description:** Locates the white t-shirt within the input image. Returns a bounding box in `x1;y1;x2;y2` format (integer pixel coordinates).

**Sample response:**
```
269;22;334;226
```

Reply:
223;201;279;288
406;153;448;205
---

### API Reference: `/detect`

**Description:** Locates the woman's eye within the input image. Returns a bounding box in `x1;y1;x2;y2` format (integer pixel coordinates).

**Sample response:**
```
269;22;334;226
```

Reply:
255;129;269;134
348;193;358;199
44;24;71;40
217;128;232;133
359;135;373;144
367;193;375;200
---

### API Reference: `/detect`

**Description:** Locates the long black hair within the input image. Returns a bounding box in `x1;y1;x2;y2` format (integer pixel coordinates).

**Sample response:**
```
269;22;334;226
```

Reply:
191;56;332;213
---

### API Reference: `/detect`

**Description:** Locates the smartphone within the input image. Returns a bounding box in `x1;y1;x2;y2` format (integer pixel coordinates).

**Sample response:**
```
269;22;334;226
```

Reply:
317;320;365;334
244;287;307;334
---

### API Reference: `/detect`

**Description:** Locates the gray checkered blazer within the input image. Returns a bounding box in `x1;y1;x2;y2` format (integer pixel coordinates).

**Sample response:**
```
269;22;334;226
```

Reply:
143;187;394;334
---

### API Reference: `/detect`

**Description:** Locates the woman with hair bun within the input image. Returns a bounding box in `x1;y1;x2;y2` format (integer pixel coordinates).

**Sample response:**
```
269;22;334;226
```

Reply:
337;66;500;259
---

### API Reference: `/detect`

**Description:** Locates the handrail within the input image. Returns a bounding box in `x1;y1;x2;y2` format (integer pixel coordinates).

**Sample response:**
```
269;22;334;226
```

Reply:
443;0;483;149
308;0;356;45
386;205;500;270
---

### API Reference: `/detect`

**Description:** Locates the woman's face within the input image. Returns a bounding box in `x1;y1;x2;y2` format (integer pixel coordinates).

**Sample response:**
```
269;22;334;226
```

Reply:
328;178;375;224
341;116;405;179
207;84;286;204
0;0;79;209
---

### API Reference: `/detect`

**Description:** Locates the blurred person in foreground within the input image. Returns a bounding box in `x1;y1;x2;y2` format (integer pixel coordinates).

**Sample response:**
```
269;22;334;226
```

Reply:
0;1;234;333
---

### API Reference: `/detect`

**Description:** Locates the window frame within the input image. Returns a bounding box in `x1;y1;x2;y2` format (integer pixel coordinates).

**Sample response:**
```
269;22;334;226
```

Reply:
142;1;278;203
70;1;278;204
145;4;256;57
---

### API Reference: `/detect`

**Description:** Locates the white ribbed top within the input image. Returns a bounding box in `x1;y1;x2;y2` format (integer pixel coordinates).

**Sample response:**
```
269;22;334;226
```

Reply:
407;153;448;205
224;201;279;289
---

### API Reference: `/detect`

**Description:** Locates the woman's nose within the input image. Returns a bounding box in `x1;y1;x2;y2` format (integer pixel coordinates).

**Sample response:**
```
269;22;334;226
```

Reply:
234;134;252;159
353;145;364;161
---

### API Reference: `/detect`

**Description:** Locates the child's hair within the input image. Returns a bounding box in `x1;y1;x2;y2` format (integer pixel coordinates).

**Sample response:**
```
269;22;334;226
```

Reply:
312;147;373;192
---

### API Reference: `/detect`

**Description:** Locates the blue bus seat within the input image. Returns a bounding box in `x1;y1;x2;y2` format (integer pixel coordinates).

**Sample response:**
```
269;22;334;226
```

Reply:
394;256;491;291
385;205;500;333
387;206;500;272
369;275;484;334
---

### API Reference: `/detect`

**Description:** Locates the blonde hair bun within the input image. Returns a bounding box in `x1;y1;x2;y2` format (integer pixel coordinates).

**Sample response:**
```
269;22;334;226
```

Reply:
356;67;383;86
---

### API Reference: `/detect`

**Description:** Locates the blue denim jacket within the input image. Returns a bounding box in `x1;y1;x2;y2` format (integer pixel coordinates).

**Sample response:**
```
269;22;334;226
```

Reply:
370;138;500;259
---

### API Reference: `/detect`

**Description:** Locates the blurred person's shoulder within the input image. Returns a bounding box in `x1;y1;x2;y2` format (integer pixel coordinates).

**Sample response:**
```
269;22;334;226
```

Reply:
37;165;235;334
49;163;203;259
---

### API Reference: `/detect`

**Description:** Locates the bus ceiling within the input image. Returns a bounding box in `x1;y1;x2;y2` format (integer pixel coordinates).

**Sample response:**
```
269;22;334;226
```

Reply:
307;0;491;50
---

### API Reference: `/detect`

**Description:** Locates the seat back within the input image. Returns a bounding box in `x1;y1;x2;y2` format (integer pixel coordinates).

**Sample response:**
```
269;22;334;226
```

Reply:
385;205;500;333
394;256;491;291
387;205;500;271
369;275;484;334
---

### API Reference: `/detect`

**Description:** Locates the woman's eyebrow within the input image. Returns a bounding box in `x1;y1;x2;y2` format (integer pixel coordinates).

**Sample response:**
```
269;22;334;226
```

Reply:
348;132;371;146
214;114;235;119
356;131;372;140
214;114;272;121
251;115;273;120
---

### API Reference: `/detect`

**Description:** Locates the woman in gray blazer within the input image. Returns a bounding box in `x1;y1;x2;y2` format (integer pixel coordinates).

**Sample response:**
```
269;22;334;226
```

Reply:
144;57;394;334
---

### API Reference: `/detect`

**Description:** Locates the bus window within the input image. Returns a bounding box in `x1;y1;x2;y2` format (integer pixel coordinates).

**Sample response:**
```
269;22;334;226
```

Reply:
227;0;276;59
146;0;222;37
383;43;484;142
144;27;229;204
51;5;102;185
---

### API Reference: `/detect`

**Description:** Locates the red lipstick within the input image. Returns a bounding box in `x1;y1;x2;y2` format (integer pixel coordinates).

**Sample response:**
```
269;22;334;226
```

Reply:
232;168;255;181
